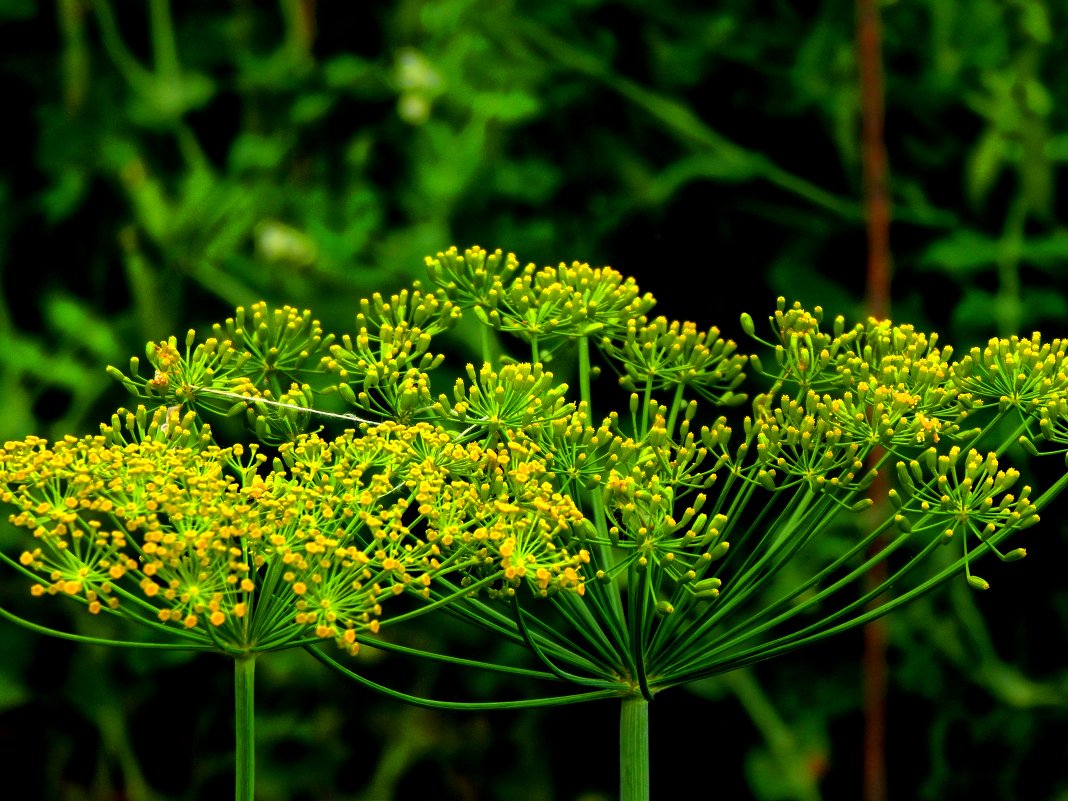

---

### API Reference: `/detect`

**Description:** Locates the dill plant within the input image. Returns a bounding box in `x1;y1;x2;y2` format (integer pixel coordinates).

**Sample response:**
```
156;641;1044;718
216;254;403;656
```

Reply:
2;247;1066;800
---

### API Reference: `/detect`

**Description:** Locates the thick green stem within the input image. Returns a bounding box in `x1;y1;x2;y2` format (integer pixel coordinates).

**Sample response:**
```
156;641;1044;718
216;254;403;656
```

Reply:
234;654;256;801
620;695;650;801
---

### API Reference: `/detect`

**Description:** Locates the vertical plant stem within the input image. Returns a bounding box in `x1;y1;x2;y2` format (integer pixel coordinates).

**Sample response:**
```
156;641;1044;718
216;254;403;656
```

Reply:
620;695;650;801
857;0;891;798
858;0;892;321
480;323;493;366
995;194;1026;336
148;0;180;79
234;654;257;801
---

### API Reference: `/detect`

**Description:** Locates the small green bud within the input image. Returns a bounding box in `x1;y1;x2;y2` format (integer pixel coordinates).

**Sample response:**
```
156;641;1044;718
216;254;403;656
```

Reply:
338;383;358;405
895;461;916;493
1019;513;1041;529
655;601;675;615
754;470;773;490
850;498;873;512
967;574;990;591
740;313;756;337
693;577;721;593
706;541;729;561
692;577;721;599
608;526;620;546
573;518;597;539
908;459;924;486
1018;436;1041;457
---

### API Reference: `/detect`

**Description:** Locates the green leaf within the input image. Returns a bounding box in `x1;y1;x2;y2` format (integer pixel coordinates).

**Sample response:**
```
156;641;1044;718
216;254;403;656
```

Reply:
323;54;374;89
229;133;292;172
44;294;124;362
290;93;336;125
966;127;1007;208
919;230;998;276
0;333;91;387
471;90;541;122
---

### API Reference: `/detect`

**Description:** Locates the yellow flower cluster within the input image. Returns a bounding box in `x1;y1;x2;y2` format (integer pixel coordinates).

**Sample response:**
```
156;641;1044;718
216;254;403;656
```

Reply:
0;406;598;655
600;316;749;404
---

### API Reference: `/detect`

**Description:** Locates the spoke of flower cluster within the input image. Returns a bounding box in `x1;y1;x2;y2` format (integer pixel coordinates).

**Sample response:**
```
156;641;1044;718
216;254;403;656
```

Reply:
6;249;1068;801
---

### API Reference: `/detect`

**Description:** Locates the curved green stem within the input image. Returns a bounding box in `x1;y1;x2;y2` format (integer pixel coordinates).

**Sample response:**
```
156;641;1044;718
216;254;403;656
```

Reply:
510;597;619;688
306;645;619;709
0;603;209;650
357;635;562;680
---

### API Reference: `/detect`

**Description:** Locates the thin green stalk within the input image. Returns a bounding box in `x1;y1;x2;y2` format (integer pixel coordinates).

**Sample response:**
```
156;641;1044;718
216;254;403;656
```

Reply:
89;0;154;90
307;645;619;709
480;323;493;365
510;597;620;687
687;525;929;672
354;636;562;680
620;695;650;801
577;334;629;646
664;383;686;435
430;580;610;674
234;654;256;801
627;562;653;701
148;0;180;79
687;533;950;677
548;590;630;669
723;670;821;801
0;603;210;650
512;19;859;220
566;560;631;664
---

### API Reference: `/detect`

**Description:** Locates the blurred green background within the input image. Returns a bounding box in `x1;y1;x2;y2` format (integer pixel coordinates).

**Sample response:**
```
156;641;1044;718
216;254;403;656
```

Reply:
1;1;1067;799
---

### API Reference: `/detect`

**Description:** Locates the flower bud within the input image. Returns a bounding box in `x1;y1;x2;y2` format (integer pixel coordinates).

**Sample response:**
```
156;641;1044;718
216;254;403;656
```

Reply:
967;574;990;591
1018;436;1042;457
338;383;358;405
740;313;756;337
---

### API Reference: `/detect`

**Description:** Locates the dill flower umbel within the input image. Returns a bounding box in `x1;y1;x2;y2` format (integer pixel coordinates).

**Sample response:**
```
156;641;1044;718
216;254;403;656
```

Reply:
0;406;467;656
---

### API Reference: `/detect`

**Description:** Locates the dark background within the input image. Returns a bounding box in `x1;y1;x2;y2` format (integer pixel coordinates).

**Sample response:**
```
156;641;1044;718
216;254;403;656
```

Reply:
0;1;1066;799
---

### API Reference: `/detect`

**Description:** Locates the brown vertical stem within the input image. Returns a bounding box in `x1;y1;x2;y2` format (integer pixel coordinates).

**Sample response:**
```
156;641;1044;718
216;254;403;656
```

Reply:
858;0;892;320
857;1;892;801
